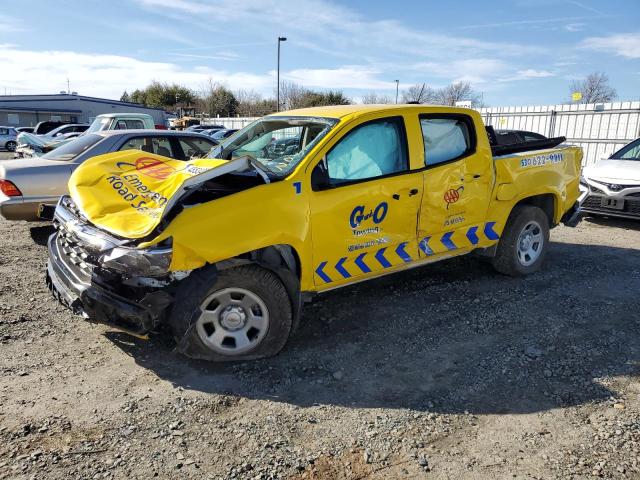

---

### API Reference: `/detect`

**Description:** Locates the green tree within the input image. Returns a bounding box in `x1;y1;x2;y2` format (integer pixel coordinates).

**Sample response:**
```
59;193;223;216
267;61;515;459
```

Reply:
126;82;196;110
200;80;239;116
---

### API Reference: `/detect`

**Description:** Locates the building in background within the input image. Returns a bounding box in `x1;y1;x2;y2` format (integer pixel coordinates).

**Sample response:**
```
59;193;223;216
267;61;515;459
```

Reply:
0;94;168;127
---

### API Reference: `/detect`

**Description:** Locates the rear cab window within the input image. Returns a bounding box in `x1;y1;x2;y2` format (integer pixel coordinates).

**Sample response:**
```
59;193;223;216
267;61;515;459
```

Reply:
419;115;475;166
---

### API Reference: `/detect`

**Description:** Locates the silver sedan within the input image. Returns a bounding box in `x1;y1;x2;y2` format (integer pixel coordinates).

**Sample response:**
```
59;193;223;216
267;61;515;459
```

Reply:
0;130;216;221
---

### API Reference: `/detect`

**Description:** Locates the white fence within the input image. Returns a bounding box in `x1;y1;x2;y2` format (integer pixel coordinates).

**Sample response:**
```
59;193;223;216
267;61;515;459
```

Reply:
213;101;640;166
479;101;640;166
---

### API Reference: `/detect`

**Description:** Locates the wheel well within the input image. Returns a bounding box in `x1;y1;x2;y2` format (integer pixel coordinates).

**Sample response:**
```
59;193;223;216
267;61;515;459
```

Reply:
515;194;556;226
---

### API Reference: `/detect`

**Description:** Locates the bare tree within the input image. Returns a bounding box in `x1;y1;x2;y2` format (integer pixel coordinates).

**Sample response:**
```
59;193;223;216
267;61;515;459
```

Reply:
433;81;481;106
278;81;307;110
401;84;434;104
361;92;392;104
235;89;276;116
570;72;617;104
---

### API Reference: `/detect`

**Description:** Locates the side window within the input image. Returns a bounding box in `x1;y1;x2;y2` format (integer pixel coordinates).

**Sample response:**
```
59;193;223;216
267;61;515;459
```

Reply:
179;138;214;159
326;117;407;183
118;137;174;157
0;128;7;135
151;137;174;157
126;120;144;129
420;117;473;166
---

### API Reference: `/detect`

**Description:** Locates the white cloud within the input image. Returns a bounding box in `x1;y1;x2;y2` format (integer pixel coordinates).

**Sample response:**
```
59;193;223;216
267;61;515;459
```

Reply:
581;33;640;59
411;59;509;85
0;46;272;98
282;66;394;90
132;0;545;58
499;69;555;82
0;14;25;33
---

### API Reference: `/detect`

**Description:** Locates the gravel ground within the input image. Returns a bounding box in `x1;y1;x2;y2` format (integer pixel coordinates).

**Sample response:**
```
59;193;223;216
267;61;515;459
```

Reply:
0;174;639;479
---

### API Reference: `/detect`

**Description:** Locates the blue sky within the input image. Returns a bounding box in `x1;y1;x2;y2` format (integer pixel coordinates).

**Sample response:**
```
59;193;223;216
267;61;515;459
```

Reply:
0;0;638;106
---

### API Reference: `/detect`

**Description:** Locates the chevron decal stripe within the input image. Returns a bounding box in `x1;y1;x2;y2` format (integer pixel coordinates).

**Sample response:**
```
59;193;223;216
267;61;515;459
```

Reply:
354;252;371;273
440;231;457;251
315;261;332;283
395;242;412;263
335;257;351;279
484;221;499;240
375;247;392;268
419;237;434;256
466;226;479;245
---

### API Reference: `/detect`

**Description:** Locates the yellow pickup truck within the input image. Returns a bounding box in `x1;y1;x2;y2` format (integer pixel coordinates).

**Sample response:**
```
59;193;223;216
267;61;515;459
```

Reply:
46;105;583;361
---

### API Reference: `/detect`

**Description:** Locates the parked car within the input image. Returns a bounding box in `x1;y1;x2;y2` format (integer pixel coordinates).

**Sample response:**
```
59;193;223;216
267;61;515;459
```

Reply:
33;121;71;135
207;128;239;143
45;104;582;361
580;137;640;220
0;126;18;151
87;113;156;133
186;124;224;133
15;124;89;158
0;130;217;221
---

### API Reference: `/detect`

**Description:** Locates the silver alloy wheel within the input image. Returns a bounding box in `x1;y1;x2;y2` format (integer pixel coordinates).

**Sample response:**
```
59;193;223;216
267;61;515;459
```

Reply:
516;220;544;267
195;287;270;355
6;141;16;152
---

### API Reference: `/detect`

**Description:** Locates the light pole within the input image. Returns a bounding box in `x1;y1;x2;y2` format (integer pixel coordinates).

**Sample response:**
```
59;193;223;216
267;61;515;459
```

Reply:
395;80;399;104
277;36;287;112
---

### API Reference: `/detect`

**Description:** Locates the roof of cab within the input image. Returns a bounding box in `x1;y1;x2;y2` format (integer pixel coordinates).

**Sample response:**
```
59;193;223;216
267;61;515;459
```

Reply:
268;104;475;120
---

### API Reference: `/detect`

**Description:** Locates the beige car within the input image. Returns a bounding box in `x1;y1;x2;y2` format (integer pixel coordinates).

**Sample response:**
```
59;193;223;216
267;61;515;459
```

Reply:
0;130;216;221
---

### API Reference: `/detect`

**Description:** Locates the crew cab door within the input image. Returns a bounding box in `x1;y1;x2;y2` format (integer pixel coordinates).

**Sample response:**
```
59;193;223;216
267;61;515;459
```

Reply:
416;114;495;258
309;116;423;288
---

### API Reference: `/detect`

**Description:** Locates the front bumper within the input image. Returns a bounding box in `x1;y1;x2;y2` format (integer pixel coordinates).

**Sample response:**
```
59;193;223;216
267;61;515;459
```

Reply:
581;194;640;219
46;232;173;336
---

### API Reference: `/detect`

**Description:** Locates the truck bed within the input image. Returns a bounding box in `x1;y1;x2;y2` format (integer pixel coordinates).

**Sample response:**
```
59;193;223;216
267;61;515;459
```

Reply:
486;125;567;157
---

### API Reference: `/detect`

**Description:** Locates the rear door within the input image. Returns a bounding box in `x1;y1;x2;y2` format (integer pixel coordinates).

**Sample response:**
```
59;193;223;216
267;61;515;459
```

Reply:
417;114;495;258
309;115;423;288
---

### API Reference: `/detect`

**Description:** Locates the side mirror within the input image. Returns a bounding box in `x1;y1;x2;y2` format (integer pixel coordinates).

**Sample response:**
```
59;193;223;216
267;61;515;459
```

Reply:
311;158;331;190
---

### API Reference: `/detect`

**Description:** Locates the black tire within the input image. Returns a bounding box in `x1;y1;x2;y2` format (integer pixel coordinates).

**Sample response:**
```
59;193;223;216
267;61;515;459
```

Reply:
169;264;294;362
5;141;16;152
491;205;550;277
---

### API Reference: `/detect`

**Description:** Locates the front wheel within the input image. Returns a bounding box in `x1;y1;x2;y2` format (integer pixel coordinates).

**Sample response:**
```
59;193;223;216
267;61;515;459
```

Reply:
169;265;294;361
5;141;16;152
491;205;550;276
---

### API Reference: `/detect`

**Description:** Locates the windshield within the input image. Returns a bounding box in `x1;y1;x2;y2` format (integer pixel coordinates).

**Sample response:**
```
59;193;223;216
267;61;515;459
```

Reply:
86;117;112;134
610;139;640;161
41;134;102;161
208;116;338;176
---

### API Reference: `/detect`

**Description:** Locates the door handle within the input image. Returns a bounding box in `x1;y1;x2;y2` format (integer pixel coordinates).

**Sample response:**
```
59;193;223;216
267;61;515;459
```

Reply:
463;174;482;182
409;188;419;196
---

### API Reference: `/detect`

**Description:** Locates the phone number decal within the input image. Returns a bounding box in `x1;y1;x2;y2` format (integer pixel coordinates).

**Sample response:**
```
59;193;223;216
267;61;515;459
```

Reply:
520;152;563;168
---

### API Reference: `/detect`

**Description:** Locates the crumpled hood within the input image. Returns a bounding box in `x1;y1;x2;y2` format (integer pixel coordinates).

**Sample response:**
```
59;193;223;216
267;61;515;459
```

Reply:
583;159;640;183
17;132;73;151
68;150;229;239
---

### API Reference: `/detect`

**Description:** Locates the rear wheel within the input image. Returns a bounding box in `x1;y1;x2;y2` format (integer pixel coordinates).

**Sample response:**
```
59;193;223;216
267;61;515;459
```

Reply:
169;265;294;361
491;205;550;276
5;141;16;152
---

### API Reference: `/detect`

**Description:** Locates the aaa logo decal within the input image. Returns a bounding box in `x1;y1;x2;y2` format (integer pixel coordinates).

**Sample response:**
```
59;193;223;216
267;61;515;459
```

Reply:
444;186;464;209
134;157;177;180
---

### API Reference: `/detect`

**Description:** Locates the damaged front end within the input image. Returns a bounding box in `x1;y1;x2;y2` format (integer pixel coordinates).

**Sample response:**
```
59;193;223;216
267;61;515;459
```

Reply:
46;196;183;336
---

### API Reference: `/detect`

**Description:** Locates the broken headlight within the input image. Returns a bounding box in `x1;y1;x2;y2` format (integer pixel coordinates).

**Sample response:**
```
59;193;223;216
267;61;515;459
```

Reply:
100;241;172;277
